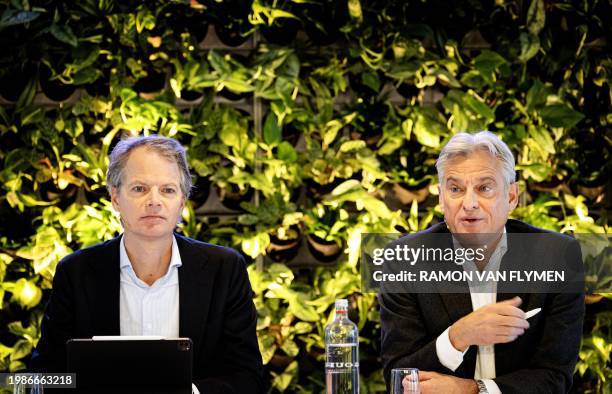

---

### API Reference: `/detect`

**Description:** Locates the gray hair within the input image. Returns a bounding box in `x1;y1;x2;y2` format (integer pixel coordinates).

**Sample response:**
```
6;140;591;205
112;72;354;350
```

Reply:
436;131;516;186
106;135;192;198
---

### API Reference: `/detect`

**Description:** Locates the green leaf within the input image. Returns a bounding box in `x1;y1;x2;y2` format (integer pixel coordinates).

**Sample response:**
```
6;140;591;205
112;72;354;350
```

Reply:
519;32;540;62
539;104;584;128
264;113;282;145
527;0;546;35
0;10;40;27
49;24;78;47
528;125;555;154
277;142;297;162
413;113;441;148
10;339;32;362
526;80;549;111
339;140;366;152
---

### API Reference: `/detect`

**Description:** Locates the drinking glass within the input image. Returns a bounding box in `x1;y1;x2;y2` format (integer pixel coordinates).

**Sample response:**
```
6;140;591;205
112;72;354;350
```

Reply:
390;368;419;394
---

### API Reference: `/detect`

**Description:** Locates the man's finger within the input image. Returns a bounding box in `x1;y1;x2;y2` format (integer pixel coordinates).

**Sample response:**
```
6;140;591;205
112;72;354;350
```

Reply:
490;304;527;319
418;370;438;381
499;296;522;307
498;315;530;329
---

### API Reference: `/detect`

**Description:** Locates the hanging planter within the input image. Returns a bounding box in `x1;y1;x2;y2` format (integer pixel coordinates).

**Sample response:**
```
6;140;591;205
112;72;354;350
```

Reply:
39;65;76;102
215;183;254;211
133;67;166;96
306;234;343;263
215;20;250;47
266;225;302;262
390;181;430;205
260;17;300;45
190;176;212;210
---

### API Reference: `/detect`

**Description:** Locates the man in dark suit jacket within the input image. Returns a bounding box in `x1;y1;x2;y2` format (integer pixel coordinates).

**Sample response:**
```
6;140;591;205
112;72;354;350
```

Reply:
380;131;585;394
31;135;264;393
31;233;264;393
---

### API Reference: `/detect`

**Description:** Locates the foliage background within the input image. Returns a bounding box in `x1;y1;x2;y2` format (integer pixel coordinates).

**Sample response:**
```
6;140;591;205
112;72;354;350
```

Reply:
0;0;610;392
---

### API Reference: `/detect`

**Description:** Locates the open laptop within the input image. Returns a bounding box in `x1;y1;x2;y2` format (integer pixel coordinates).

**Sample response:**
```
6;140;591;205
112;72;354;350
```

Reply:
66;337;192;394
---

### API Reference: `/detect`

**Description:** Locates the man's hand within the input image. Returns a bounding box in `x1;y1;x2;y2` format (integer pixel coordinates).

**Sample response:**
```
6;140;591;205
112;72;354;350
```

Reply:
449;296;529;351
413;371;477;394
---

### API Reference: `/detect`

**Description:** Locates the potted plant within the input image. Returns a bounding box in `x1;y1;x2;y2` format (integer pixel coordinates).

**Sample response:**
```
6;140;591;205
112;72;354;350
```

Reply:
237;193;303;262
304;203;347;262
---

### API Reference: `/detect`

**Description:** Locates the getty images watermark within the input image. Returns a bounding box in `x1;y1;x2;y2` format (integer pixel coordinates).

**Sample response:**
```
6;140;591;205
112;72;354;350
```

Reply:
360;232;610;294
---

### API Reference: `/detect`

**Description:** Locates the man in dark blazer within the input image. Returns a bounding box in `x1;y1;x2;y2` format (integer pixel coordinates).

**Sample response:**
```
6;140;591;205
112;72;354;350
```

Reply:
31;233;264;393
31;135;264;394
380;131;585;394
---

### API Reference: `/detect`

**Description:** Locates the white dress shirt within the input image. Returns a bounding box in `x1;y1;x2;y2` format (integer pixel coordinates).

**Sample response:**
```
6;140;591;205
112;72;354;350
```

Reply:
119;235;181;337
119;236;200;394
435;229;508;394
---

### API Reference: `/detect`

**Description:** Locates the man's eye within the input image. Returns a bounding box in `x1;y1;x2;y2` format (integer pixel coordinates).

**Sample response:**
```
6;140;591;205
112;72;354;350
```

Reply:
450;186;461;193
480;185;492;192
163;188;176;194
132;186;145;192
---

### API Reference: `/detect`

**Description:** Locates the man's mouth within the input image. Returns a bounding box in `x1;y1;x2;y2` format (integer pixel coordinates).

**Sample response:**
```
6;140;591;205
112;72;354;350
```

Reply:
461;218;482;224
141;215;165;220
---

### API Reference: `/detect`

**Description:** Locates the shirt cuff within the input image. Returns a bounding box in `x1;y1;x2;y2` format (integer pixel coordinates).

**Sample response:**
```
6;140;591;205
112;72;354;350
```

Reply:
192;383;200;394
482;379;501;394
435;327;468;372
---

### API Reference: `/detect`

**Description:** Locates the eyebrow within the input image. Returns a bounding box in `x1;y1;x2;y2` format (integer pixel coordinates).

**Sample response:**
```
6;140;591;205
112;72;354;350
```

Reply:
127;181;179;187
445;176;497;184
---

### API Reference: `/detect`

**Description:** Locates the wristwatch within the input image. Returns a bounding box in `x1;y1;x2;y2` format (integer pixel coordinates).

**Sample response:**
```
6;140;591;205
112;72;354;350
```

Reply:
476;380;489;394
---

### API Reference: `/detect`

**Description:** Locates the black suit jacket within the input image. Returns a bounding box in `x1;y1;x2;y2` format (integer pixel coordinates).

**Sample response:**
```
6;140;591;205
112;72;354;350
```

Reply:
380;219;585;394
30;233;264;394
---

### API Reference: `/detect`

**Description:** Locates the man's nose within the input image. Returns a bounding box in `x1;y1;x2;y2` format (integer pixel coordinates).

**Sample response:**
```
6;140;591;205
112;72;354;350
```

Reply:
462;188;479;210
146;188;162;207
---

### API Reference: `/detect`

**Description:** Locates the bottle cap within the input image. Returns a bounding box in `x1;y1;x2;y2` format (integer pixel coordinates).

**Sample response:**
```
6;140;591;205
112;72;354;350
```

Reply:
335;299;348;309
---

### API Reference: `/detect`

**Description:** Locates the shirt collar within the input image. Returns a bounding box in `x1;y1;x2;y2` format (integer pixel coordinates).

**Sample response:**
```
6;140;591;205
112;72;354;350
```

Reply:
119;235;183;270
451;227;508;256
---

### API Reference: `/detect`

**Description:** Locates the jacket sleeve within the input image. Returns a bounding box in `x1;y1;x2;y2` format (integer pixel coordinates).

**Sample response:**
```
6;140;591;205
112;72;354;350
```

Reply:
380;291;458;383
494;240;585;394
193;254;264;394
30;258;75;373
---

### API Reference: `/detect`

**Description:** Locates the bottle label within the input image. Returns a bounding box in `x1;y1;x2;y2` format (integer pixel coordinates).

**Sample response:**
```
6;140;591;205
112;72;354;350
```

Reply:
326;362;360;368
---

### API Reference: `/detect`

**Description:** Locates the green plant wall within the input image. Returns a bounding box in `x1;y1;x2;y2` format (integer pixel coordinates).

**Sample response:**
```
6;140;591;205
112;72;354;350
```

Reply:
0;0;610;392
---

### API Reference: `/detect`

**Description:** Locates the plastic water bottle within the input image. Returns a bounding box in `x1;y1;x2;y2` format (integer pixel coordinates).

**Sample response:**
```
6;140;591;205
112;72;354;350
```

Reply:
325;299;359;394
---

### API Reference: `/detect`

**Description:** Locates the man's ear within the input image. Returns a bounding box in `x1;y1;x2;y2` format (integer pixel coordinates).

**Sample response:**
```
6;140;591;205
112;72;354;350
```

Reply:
110;187;120;211
508;182;519;210
437;184;444;214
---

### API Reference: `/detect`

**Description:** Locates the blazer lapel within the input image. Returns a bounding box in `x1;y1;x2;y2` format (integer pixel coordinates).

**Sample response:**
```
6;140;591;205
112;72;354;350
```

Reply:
176;235;216;357
90;235;121;335
495;226;530;375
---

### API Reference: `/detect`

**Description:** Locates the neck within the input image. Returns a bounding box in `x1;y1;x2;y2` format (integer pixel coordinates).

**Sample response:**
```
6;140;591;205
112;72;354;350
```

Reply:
123;232;173;286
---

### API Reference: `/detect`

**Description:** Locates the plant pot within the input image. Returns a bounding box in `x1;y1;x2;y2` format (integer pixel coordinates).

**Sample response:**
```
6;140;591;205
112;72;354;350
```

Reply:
215;22;250;47
181;89;204;102
260;18;300;45
216;184;254;211
39;66;76;102
267;226;302;262
190;176;211;209
133;68;166;95
307;233;342;263
529;178;568;194
184;14;209;43
391;181;430;205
